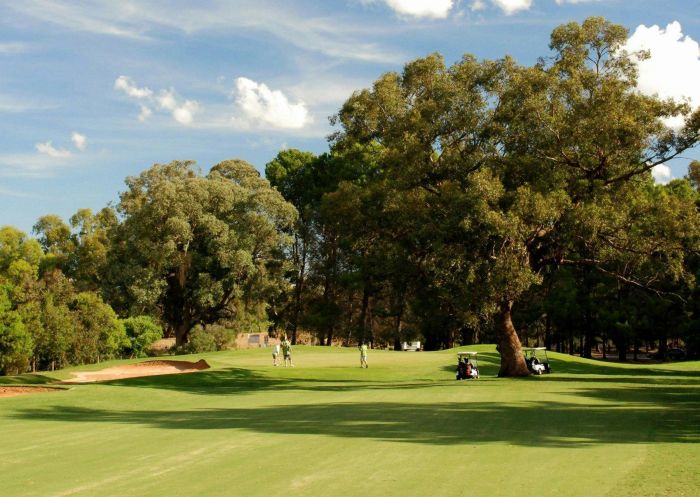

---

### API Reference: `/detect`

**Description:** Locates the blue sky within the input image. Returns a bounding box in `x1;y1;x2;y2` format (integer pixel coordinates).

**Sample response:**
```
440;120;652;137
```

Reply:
1;0;699;234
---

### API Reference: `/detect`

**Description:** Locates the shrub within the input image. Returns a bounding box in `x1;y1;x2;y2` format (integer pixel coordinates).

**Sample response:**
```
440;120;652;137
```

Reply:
121;316;163;357
179;324;234;354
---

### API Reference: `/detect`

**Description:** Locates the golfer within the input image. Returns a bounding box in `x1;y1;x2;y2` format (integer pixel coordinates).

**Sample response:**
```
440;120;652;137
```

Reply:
272;343;280;366
282;338;294;367
359;343;368;368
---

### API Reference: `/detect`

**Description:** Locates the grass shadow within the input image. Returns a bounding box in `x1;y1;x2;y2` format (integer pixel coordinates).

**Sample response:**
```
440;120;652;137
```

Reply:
11;385;700;447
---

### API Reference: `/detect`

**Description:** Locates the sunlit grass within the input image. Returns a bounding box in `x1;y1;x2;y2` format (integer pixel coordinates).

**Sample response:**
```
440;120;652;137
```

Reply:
2;345;699;497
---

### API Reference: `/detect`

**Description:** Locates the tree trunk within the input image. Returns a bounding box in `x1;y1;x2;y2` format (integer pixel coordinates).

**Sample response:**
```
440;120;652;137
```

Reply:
174;320;192;347
495;301;530;377
357;285;370;345
290;235;307;345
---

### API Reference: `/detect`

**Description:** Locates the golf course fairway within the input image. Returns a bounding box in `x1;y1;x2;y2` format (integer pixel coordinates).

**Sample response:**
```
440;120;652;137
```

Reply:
2;345;699;497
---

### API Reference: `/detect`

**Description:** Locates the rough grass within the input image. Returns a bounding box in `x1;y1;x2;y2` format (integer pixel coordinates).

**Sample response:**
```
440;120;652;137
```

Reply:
2;345;699;497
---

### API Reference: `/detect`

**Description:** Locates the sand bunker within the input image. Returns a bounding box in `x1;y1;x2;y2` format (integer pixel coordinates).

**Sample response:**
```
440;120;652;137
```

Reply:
0;386;62;398
63;359;210;383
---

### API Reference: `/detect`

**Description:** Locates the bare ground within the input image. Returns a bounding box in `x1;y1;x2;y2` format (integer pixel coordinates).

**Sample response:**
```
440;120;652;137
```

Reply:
0;387;62;398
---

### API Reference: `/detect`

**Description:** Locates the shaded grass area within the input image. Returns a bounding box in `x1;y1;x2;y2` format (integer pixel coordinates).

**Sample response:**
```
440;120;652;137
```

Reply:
2;346;700;497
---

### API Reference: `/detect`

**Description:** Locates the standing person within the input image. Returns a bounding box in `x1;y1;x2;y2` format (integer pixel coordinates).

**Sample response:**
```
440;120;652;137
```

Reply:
359;343;368;368
282;338;293;367
272;343;280;366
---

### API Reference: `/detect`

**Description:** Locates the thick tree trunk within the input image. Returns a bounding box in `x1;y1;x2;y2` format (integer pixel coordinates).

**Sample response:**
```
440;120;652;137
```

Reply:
174;320;192;347
495;301;531;377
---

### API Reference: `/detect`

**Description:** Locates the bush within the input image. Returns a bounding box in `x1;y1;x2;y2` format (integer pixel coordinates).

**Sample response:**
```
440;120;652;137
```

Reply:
0;310;33;375
179;324;234;354
121;316;163;357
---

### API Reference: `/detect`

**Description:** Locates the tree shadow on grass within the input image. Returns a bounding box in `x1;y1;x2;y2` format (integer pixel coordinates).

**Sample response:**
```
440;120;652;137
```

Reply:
0;374;58;386
10;385;700;447
100;367;454;396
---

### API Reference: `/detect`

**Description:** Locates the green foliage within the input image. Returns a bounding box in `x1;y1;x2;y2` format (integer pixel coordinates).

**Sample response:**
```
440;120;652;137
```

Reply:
121;316;163;357
70;292;127;364
0;286;33;375
105;160;297;346
0;226;42;274
180;324;235;353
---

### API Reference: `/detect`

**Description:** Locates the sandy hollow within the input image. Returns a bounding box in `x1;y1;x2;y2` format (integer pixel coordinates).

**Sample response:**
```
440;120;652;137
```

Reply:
62;359;210;384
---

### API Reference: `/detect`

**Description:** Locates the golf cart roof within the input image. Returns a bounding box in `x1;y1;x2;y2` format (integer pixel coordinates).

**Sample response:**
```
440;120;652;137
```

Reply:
522;347;548;351
457;351;478;357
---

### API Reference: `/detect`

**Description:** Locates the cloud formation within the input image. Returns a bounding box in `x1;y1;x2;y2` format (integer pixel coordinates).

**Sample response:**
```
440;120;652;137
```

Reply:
622;21;700;127
233;77;310;129
491;0;533;15
35;141;72;158
114;75;152;99
71;132;87;151
114;76;199;125
6;2;403;64
652;164;672;184
156;89;199;125
382;0;454;19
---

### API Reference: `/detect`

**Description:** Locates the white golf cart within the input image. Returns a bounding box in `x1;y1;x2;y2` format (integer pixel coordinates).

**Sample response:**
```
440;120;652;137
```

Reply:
456;351;479;380
523;347;551;375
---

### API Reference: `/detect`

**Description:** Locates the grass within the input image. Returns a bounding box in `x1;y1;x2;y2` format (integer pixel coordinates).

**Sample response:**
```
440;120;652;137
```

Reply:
2;345;699;497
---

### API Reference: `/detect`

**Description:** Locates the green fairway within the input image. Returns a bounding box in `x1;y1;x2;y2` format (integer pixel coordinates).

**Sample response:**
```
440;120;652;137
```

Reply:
2;346;699;497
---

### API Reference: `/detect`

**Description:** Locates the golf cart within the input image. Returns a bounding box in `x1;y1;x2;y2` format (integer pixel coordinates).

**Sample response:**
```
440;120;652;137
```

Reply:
523;347;551;375
456;352;479;380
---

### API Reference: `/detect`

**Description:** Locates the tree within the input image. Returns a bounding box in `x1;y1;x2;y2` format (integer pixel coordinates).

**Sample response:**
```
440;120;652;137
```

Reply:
71;292;127;364
0;285;33;375
265;149;317;343
0;226;42;274
105;160;296;346
333;17;700;375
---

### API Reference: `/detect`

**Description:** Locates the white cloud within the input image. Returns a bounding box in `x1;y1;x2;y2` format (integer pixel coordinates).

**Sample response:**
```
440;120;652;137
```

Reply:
138;104;152;122
233;77;311;129
156;89;177;110
470;0;486;11
6;2;403;64
651;164;672;184
156;89;199;125
115;78;199;125
490;0;532;15
622;22;700;127
35;141;72;159
114;75;153;99
381;0;454;19
71;132;87;151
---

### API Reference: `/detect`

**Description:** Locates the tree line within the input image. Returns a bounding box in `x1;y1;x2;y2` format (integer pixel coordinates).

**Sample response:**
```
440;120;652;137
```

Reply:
2;17;700;376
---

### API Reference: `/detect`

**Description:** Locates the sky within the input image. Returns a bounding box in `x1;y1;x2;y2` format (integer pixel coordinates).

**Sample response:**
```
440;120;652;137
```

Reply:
1;0;700;234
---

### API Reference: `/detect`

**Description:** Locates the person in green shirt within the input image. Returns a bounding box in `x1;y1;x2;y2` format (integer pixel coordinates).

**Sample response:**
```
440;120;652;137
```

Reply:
282;339;294;367
359;343;368;368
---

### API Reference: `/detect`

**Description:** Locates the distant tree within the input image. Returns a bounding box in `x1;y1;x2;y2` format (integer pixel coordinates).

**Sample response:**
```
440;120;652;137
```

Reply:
71;292;127;364
266;149;317;344
0;226;42;273
104;160;296;346
0;286;33;375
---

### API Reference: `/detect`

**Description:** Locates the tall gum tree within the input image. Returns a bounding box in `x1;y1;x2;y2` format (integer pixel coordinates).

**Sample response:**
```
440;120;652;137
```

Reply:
104;160;296;346
333;17;700;376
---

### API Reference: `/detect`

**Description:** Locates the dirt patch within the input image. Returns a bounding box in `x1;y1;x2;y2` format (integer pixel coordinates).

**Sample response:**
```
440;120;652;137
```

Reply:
62;359;210;384
0;386;62;398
